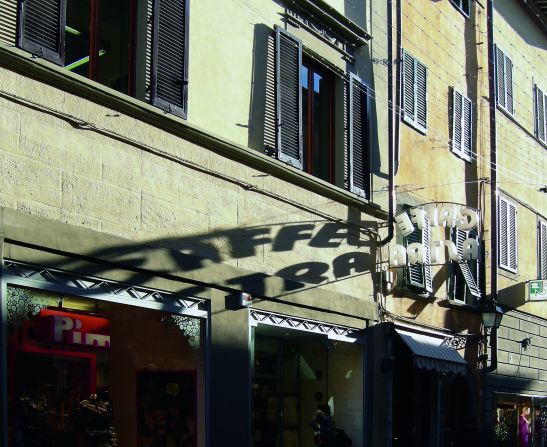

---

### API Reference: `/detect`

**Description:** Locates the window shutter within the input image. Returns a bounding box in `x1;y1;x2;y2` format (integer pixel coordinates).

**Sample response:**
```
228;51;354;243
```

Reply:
151;0;189;118
349;74;369;198
535;85;546;143
462;95;472;159
496;46;506;110
499;197;517;272
505;55;513;114
540;221;547;279
406;218;432;292
275;28;303;170
499;197;509;268
18;0;66;65
508;201;517;271
416;60;427;130
452;90;463;155
455;228;481;297
402;50;416;123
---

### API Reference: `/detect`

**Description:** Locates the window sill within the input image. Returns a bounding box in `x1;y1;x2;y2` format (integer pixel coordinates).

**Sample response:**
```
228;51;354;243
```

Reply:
402;115;427;135
442;298;479;311
451;148;473;163
0;43;388;220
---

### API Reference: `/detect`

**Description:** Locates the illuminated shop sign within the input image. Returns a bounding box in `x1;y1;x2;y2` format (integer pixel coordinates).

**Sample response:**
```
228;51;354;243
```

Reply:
37;309;111;349
389;203;480;267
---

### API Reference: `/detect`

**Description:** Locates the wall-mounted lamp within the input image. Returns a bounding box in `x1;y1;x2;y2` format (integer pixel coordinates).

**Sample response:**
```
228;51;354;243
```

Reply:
481;300;504;332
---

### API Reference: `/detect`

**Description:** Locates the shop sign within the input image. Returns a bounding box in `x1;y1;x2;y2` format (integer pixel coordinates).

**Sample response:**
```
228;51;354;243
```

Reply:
37;309;110;349
389;203;480;267
529;280;547;301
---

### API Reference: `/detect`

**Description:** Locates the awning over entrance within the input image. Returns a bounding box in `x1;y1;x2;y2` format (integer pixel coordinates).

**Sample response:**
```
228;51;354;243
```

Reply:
396;329;468;375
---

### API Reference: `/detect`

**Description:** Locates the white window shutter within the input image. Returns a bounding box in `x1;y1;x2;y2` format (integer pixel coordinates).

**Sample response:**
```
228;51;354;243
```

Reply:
499;197;509;269
508;201;517;271
463;96;472;159
540;221;547;279
405;218;432;292
496;47;506;110
402;51;416;123
505;55;514;114
499;197;517;272
416;61;428;130
423;218;433;292
452;89;463;155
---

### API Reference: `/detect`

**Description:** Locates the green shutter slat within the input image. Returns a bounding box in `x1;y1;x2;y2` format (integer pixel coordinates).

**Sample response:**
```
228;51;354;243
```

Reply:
275;28;303;170
151;0;188;118
19;0;65;66
349;75;368;198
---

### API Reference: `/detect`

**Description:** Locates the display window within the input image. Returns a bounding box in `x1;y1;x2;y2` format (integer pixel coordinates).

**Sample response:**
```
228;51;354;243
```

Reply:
252;325;363;447
493;393;547;447
5;285;205;447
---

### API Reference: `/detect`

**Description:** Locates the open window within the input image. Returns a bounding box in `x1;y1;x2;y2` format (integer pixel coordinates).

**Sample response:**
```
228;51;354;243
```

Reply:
17;0;189;117
275;27;370;197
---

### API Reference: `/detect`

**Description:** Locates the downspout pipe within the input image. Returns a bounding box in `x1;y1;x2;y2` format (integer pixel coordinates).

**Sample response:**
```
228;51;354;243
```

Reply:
380;0;399;248
483;0;498;375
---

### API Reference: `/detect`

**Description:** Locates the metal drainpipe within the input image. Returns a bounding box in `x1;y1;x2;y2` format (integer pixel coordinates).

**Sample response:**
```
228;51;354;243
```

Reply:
380;0;398;248
483;0;498;375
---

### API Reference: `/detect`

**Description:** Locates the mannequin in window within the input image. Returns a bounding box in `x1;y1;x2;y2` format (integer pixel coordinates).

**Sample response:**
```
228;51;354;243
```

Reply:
519;406;530;447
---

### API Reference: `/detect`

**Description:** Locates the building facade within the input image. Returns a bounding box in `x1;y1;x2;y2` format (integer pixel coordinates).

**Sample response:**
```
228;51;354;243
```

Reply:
0;0;545;446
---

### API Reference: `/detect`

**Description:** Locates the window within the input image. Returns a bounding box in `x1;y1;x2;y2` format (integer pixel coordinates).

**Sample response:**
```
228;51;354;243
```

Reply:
450;0;470;17
539;220;547;279
451;89;473;161
404;218;433;293
275;28;370;197
499;196;517;272
17;0;189;118
534;84;547;145
401;50;428;133
495;46;514;115
448;228;480;305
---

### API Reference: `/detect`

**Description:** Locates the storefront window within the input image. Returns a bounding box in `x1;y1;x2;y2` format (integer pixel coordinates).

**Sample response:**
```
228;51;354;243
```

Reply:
252;326;363;447
494;394;547;447
6;285;204;447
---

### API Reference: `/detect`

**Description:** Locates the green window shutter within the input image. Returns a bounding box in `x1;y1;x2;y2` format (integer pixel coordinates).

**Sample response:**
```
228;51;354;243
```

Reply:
540;221;547;279
454;228;480;297
452;89;463;155
18;0;66;66
349;74;369;198
405;218;432;292
275;28;303;170
535;85;546;143
416;60;427;130
402;50;416;124
151;0;189;118
496;46;506;110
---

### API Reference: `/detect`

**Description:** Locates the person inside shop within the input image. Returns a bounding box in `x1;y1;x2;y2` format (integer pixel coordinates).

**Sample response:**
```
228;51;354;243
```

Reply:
519;406;531;447
310;403;352;447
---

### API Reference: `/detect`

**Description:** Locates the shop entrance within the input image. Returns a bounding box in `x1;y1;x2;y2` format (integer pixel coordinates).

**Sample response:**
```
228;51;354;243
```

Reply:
251;324;363;447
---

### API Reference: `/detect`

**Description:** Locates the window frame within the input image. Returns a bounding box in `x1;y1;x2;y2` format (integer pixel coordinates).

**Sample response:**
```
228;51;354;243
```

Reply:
498;196;518;273
450;0;470;18
451;88;473;162
495;45;514;116
538;219;547;280
401;49;428;134
533;84;547;145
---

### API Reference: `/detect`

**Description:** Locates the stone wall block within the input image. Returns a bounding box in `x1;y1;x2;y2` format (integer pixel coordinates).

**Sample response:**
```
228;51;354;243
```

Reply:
520;320;540;335
61;172;140;224
0;150;62;207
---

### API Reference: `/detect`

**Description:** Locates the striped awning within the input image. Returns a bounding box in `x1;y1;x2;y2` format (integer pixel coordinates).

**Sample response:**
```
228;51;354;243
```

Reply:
396;329;468;375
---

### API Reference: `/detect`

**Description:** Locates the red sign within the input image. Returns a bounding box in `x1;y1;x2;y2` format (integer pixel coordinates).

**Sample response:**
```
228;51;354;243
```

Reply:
37;309;110;349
